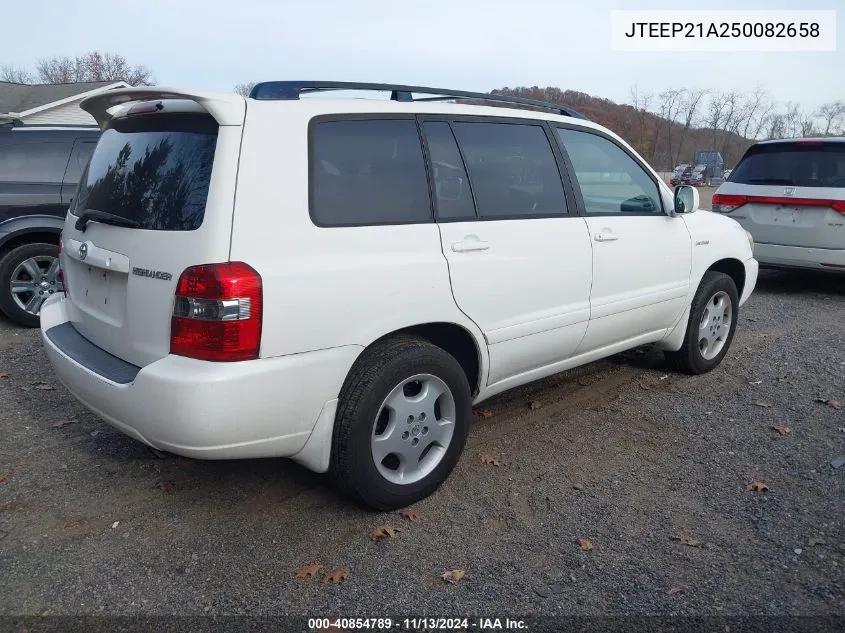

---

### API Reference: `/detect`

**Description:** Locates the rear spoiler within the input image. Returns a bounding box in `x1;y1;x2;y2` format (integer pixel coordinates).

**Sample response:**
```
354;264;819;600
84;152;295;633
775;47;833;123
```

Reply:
79;87;246;128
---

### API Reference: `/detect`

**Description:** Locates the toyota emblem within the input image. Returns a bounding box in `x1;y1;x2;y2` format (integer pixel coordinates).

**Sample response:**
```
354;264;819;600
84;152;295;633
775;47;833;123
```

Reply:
78;243;88;260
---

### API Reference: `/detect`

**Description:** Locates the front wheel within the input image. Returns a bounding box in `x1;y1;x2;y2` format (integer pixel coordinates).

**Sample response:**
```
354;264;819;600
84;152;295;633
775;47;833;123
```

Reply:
329;335;472;510
665;271;739;375
0;242;62;328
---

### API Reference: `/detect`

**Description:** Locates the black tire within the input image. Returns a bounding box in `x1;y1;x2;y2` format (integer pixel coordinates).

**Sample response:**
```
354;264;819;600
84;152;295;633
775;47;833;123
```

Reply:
329;335;472;510
0;242;60;328
665;271;739;375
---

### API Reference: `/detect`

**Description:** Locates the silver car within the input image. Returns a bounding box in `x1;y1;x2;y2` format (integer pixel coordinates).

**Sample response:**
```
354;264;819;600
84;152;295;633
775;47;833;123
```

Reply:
712;138;845;273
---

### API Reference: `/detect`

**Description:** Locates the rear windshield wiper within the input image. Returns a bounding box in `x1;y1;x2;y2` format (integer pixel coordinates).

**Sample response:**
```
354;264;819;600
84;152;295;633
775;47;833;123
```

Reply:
74;209;140;232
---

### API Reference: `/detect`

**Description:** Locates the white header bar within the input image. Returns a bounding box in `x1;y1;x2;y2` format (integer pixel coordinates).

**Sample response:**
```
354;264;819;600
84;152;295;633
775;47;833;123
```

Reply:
610;10;837;52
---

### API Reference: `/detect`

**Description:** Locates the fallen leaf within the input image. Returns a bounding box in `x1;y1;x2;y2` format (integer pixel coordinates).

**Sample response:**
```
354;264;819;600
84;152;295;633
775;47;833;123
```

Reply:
746;481;769;492
322;567;349;584
839;427;845;433
441;568;466;584
671;536;702;547
638;380;653;390
753;401;772;408
111;521;120;529
295;563;323;578
667;586;684;595
794;548;803;555
399;509;422;522
476;408;494;419
0;473;6;484
157;480;175;493
825;399;841;410
52;419;75;428
0;371;8;378
528;400;541;410
577;538;593;551
772;425;791;436
370;525;401;542
479;454;500;467
808;537;825;547
748;380;763;385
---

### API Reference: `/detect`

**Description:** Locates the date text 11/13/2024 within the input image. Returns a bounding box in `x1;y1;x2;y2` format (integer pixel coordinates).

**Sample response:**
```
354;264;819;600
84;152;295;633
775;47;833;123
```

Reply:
307;617;528;630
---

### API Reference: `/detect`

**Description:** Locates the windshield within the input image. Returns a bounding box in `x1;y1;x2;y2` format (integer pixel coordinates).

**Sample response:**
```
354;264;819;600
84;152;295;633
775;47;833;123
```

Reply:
729;143;845;188
72;113;219;231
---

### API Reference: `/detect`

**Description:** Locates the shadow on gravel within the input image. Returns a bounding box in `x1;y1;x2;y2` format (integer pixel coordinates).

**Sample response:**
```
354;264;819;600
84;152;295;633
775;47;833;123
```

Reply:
755;268;845;297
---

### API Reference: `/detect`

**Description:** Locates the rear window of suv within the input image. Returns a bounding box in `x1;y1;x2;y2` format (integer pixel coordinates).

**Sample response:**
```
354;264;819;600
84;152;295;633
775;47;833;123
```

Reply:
72;113;219;231
729;143;845;188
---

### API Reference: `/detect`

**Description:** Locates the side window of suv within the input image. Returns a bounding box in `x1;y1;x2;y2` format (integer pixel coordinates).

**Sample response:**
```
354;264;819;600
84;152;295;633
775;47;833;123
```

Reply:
0;141;72;184
310;119;431;226
450;121;568;219
62;140;97;186
422;121;477;220
556;128;663;215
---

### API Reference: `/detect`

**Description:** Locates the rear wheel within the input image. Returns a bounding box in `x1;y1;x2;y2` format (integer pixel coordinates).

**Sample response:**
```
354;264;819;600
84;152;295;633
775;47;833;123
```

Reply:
329;335;471;510
0;243;62;328
665;271;739;374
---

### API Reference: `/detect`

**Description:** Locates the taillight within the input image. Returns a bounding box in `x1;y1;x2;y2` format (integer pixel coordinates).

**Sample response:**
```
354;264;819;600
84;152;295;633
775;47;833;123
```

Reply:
711;193;747;213
170;262;263;362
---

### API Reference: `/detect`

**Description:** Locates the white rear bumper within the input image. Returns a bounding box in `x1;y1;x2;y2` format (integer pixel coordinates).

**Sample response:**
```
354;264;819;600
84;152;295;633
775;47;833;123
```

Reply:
754;243;845;272
40;295;360;464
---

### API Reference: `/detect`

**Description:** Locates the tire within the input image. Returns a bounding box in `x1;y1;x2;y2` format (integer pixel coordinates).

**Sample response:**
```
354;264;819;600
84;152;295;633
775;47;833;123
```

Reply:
0;242;61;328
329;335;472;510
665;271;739;375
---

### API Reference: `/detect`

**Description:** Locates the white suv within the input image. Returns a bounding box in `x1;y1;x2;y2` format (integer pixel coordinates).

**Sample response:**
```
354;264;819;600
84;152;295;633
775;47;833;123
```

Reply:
712;138;845;272
39;82;758;510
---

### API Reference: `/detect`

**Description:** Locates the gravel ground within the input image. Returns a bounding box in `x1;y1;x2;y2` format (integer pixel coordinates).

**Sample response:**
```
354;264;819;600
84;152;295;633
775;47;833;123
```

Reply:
1;269;843;627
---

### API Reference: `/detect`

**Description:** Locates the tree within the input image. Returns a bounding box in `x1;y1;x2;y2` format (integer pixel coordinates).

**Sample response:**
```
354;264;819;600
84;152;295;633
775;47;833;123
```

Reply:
0;64;34;83
233;81;258;97
817;101;845;136
673;88;707;167
35;51;154;85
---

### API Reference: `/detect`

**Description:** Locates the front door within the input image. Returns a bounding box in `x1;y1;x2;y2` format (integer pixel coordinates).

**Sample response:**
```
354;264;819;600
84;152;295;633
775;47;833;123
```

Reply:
554;127;692;354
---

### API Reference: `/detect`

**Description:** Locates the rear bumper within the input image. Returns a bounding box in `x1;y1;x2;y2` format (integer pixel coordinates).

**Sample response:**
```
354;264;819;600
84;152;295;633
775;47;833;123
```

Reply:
754;243;845;273
39;295;361;461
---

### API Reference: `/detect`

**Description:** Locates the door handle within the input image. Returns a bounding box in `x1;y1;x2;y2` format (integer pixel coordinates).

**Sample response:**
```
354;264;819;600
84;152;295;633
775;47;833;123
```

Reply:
452;236;490;252
594;233;619;242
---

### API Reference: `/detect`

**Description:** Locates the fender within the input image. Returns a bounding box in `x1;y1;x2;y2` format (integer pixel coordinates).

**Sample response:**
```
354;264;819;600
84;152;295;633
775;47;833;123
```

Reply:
0;215;65;250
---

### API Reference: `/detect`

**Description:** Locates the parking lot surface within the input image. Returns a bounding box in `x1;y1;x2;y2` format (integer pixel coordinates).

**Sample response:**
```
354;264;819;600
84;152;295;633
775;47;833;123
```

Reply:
1;270;843;619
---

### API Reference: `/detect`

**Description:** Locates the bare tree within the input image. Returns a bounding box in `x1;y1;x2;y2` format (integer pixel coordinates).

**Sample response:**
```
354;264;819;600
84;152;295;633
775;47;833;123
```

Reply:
766;113;786;140
781;102;802;138
673;88;707;166
655;88;684;169
817;101;845;136
705;91;730;150
233;81;258;97
0;64;34;83
35;51;154;85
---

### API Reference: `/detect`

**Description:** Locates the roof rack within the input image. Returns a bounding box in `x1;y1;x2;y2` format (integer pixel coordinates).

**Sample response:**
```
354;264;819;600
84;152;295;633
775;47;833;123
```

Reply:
248;81;588;120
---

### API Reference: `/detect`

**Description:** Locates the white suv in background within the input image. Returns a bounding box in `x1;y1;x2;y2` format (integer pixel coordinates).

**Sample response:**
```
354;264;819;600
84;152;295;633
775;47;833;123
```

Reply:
712;138;845;273
39;82;758;510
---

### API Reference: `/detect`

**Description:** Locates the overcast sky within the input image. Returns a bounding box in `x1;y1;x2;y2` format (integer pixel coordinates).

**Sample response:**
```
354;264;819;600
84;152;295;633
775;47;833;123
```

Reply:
2;0;842;110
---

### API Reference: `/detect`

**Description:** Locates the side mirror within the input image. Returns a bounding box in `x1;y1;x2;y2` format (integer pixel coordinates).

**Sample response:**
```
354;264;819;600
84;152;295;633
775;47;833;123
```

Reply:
674;185;700;214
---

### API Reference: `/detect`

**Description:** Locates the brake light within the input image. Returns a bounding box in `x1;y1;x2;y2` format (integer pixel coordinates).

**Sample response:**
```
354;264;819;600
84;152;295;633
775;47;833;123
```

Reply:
711;194;748;213
712;194;845;215
170;262;263;362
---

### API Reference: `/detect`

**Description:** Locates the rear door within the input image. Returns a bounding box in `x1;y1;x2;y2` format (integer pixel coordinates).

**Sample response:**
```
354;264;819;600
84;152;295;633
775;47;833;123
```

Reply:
426;118;592;385
60;103;244;367
715;141;845;249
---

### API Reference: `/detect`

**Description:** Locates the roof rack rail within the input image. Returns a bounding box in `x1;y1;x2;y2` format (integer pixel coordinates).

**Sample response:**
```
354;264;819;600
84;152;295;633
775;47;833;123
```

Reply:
248;81;588;120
